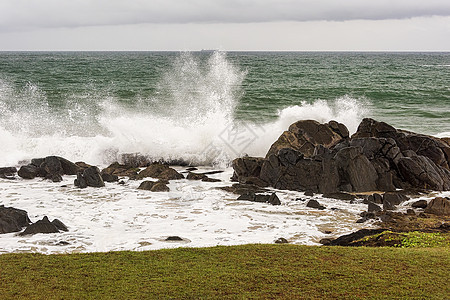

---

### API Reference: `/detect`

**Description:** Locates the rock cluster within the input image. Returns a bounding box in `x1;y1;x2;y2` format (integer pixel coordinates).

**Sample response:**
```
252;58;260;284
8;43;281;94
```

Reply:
18;156;81;182
0;205;68;236
232;119;450;194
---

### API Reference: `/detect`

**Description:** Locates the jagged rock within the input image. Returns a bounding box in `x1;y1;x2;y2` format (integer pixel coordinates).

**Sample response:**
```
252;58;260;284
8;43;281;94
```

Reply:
424;197;450;216
334;146;378;192
397;155;450;191
232;118;450;195
19;216;62;236
411;200;428;209
306;199;326;210
136;163;184;181
0;206;31;234
52;219;69;232
231;156;265;182
353;118;450;170
266;120;347;158
201;177;221;183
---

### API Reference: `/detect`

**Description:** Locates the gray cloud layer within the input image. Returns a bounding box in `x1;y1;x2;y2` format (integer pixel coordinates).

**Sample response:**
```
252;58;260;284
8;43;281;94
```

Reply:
2;0;450;31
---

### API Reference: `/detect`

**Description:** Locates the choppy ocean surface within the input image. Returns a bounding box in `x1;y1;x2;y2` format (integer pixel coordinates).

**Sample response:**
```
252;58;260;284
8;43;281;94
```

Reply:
0;51;449;253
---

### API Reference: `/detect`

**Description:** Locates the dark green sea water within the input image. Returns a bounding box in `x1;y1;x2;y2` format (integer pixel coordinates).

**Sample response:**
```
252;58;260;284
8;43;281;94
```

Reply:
0;51;449;165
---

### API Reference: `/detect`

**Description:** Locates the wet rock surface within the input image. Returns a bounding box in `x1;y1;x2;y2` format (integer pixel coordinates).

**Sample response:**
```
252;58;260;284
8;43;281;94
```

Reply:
232;118;450;194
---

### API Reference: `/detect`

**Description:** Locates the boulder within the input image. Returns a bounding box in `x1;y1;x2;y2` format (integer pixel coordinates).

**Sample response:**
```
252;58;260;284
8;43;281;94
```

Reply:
274;237;289;244
0;167;17;179
101;162;139;178
353;118;450;170
0;206;31;234
75;166;104;188
136;163;184;181
231;156;265;182
306;199;326;210
266;120;347;158
137;180;169;192
424;197;450;216
19;216;63;236
411;200;428;209
18;164;40;179
186;172;207;181
397;155;450;191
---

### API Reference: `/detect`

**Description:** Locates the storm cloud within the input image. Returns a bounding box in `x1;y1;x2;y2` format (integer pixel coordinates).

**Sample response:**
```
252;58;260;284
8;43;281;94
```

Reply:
2;0;450;31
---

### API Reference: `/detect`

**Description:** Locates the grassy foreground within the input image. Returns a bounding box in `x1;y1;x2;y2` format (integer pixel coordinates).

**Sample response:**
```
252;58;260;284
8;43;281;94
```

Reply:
1;244;449;299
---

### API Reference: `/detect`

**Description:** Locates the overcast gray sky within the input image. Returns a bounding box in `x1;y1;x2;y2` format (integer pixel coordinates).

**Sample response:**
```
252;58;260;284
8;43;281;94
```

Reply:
1;0;449;51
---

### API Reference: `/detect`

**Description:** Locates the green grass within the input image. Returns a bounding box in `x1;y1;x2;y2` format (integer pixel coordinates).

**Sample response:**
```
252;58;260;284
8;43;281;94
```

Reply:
1;244;449;299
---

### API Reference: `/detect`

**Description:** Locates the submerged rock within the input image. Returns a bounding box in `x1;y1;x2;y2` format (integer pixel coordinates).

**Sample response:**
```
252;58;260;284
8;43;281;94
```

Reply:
138;180;170;192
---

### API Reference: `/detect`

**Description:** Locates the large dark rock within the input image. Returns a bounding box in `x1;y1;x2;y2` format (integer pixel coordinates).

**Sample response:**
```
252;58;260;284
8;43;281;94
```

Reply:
231;156;265;182
75;166;104;188
0;206;31;234
334;146;378;192
18;164;40;179
353;118;450;170
0;167;17;179
397;155;450;191
19;216;65;236
266;120;347;158
232;118;450;195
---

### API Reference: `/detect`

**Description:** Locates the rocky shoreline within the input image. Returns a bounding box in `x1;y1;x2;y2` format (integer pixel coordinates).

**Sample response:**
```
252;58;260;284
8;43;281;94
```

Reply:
1;118;449;247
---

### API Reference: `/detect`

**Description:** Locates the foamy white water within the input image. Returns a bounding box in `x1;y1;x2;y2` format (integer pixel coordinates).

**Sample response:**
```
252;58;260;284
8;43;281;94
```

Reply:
1;167;380;254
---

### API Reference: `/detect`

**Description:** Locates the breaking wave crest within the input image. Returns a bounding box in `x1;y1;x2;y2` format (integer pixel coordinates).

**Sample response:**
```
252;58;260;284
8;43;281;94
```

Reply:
0;52;368;167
